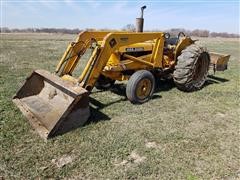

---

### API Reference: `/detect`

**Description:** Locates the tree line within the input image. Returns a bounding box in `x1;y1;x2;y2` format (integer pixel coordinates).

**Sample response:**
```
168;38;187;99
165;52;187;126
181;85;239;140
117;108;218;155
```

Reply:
1;26;239;38
166;28;239;38
121;24;239;38
0;27;81;34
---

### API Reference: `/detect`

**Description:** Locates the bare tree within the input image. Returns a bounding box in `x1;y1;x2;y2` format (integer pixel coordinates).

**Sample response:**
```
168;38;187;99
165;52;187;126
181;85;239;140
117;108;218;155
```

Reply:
122;24;136;32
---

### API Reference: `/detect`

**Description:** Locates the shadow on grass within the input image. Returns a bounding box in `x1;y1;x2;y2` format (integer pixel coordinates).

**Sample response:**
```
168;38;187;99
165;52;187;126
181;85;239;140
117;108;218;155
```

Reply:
208;75;229;82
87;106;111;124
204;75;229;87
155;75;229;91
155;78;175;92
86;96;127;125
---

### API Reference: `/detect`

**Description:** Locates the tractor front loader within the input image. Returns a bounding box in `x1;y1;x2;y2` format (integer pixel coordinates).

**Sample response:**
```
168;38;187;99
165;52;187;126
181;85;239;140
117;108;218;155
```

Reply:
13;6;230;139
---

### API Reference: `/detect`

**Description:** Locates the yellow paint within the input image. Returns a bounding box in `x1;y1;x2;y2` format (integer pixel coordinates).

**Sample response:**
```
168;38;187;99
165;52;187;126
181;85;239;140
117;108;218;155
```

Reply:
56;31;195;91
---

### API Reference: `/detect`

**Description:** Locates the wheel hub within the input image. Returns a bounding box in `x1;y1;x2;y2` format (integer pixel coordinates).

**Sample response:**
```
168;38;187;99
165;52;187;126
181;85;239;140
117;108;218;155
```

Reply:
136;79;152;100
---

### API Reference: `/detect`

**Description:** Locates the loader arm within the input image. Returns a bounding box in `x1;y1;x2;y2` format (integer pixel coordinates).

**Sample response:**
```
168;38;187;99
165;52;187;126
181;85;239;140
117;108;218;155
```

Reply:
56;31;110;76
82;32;164;91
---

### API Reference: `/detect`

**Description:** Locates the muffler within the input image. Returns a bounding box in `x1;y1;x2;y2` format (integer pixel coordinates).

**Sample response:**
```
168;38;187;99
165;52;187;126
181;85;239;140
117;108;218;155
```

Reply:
136;6;146;32
13;69;90;139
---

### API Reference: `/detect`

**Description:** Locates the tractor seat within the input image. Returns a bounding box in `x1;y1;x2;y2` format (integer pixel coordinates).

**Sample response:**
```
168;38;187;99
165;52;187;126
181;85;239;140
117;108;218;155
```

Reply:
164;37;179;54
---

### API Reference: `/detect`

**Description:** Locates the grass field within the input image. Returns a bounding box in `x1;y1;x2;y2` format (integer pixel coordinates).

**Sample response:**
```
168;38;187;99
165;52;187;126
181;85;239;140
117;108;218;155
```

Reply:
0;33;239;179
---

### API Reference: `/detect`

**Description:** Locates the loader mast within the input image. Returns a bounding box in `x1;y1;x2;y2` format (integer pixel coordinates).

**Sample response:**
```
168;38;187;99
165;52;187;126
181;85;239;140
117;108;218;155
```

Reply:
79;32;165;91
55;31;109;76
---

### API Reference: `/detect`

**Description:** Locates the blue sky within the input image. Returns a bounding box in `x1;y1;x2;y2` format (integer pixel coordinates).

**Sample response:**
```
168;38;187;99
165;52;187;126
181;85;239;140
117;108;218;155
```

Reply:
1;0;239;34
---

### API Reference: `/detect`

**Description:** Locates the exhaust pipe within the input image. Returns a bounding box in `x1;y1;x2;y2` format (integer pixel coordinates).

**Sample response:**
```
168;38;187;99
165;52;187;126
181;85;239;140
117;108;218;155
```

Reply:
136;5;146;32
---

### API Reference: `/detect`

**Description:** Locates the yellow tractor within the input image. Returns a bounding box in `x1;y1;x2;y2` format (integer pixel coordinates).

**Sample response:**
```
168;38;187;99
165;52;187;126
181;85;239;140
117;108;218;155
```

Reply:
13;6;230;139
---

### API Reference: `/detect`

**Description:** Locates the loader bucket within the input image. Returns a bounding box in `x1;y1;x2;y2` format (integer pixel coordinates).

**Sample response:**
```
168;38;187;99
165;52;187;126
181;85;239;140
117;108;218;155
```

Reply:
13;69;90;139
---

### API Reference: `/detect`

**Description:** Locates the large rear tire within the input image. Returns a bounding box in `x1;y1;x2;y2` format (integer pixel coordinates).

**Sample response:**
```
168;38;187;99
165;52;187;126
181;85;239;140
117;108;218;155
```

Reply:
173;44;210;91
126;70;155;104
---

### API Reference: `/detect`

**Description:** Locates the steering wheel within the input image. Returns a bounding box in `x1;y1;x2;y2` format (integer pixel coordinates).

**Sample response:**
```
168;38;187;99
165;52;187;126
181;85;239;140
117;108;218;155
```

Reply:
178;32;185;39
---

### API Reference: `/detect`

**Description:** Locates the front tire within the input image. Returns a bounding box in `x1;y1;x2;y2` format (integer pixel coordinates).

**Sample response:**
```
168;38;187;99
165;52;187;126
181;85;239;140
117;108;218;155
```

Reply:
173;44;210;91
126;70;155;104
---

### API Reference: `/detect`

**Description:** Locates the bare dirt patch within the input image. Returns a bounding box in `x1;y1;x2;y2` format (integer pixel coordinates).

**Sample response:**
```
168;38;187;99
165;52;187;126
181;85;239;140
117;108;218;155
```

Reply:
52;154;75;168
145;141;158;149
114;150;146;167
